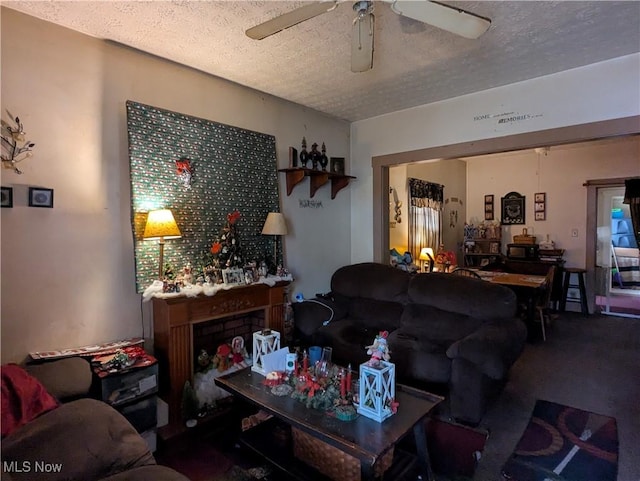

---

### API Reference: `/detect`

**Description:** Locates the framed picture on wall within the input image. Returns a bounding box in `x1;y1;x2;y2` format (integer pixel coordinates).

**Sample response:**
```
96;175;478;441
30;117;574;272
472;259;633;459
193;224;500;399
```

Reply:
535;211;546;221
1;187;13;208
28;187;54;208
501;191;525;225
534;192;546;221
484;194;494;220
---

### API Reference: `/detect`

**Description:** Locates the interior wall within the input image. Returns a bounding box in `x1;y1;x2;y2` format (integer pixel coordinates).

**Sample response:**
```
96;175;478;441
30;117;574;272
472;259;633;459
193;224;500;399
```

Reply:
351;53;640;264
465;137;640;268
0;8;350;363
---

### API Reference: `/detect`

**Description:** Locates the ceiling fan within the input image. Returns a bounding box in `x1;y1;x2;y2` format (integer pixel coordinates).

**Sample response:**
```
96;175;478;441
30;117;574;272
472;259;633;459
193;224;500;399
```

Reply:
246;1;491;73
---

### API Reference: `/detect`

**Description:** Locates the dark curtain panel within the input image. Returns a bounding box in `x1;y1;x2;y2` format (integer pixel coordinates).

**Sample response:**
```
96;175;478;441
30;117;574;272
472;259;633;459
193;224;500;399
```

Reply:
409;178;444;207
623;178;640;246
408;178;444;263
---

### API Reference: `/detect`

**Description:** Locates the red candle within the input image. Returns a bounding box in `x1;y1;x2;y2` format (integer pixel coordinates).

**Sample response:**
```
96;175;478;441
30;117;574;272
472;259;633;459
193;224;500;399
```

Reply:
303;350;308;372
340;371;346;398
346;364;352;392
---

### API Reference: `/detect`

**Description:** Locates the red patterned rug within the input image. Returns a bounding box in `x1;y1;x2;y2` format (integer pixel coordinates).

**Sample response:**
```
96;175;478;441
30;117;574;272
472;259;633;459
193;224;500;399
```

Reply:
501;400;618;481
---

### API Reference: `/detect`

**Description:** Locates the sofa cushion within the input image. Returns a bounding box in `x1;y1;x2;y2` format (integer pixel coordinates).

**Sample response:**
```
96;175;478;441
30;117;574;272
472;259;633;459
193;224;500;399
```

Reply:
1;398;155;481
26;357;92;400
408;273;517;319
400;304;484;341
1;364;59;438
312;320;377;367
331;262;410;304
387;328;452;383
348;297;404;330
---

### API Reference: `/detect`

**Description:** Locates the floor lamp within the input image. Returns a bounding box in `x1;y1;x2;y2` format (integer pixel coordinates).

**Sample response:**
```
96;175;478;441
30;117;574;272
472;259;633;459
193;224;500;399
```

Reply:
143;209;182;280
261;212;288;265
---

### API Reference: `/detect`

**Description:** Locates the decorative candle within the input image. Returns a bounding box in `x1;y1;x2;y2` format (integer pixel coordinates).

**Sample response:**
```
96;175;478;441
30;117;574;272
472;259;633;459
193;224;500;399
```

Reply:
303;349;308;372
340;368;346;398
346;364;352;392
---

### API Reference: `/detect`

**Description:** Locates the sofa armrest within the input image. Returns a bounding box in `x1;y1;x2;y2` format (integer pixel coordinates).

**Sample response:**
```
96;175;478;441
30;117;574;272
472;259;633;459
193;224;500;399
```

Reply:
446;318;527;379
292;298;348;344
26;357;93;401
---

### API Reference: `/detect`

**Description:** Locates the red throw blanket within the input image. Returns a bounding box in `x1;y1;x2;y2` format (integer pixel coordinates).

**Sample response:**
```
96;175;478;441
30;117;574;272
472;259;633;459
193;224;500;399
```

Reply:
1;363;59;438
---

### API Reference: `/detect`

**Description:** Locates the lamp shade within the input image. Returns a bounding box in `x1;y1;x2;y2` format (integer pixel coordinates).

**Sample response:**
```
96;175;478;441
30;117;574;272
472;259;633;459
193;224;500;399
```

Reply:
419;247;434;261
143;209;182;240
261;212;288;236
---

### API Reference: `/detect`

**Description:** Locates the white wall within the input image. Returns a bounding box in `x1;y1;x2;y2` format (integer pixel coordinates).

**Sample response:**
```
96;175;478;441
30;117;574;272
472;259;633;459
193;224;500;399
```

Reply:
350;54;640;263
465;138;640;268
0;9;350;362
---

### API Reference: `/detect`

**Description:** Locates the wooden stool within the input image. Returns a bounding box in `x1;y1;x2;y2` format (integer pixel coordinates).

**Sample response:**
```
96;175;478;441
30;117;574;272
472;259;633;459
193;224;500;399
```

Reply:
559;267;589;315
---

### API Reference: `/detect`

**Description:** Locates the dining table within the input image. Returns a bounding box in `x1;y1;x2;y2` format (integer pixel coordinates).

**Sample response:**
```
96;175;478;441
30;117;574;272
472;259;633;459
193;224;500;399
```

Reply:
472;270;548;322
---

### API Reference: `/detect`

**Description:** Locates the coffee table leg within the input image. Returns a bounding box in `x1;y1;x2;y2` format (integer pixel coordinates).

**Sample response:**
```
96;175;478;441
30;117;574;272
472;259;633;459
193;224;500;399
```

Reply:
360;461;375;481
413;421;434;481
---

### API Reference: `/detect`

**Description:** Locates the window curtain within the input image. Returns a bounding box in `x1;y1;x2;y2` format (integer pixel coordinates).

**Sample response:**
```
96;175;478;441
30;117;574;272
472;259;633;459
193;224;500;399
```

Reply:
408;178;443;263
623;178;640;247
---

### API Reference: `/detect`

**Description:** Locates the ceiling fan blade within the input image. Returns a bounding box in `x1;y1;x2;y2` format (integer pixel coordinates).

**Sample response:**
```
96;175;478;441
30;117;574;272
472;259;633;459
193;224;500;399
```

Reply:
390;0;490;39
246;1;338;40
351;13;374;73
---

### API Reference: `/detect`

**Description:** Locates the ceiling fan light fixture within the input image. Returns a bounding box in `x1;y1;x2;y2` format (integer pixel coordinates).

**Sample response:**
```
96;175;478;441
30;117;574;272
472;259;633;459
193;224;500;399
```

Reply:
351;11;374;73
390;0;491;39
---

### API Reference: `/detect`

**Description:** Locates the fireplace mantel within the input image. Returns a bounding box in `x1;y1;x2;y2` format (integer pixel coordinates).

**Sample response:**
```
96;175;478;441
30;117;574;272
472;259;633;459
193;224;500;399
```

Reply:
152;281;289;429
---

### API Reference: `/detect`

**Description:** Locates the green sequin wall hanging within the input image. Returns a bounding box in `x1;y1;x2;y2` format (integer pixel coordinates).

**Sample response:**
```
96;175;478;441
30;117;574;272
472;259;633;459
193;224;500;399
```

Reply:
127;101;279;292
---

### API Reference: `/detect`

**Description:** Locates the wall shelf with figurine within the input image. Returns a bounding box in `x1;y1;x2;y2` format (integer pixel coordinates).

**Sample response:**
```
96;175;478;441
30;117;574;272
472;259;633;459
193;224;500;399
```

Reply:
282;139;355;199
278;168;356;199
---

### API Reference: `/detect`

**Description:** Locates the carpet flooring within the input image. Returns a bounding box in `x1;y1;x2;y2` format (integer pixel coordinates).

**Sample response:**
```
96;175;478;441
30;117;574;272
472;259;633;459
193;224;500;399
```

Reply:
471;312;640;481
501;400;618;481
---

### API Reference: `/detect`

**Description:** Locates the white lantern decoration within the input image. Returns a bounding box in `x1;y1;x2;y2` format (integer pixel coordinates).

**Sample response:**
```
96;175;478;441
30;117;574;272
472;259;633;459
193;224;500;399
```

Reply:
251;329;281;375
357;361;396;422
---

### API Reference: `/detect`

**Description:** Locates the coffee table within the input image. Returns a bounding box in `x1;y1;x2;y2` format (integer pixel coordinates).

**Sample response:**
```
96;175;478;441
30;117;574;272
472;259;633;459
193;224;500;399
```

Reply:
215;367;443;481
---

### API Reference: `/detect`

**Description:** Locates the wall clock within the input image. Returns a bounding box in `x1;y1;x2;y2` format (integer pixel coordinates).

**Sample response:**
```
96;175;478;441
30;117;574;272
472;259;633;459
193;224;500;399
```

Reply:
501;191;525;225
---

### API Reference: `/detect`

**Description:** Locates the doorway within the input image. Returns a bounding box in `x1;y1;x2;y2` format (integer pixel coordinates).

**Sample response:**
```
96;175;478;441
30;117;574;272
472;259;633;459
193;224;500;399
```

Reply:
595;186;640;318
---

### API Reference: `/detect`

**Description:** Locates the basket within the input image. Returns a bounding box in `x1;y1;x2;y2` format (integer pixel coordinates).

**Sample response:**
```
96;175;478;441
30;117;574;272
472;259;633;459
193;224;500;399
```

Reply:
513;235;536;244
292;427;394;481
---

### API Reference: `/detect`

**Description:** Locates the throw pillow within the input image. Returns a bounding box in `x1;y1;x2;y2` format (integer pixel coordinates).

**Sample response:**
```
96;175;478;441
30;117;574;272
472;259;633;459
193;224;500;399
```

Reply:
1;363;59;438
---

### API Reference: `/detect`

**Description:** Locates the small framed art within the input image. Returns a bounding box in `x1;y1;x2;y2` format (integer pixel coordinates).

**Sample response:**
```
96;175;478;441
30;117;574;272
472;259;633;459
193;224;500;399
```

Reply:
1;187;13;208
28;187;54;208
534;192;546;221
484;194;494;221
330;157;345;175
222;267;245;287
289;146;298;168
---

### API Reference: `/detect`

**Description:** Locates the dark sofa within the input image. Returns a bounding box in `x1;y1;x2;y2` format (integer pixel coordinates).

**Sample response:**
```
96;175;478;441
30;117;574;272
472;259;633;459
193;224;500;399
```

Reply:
293;262;527;424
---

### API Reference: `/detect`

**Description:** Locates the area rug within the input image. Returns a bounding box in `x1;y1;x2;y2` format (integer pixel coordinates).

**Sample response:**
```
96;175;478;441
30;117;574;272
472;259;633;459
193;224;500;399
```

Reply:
501;400;618;481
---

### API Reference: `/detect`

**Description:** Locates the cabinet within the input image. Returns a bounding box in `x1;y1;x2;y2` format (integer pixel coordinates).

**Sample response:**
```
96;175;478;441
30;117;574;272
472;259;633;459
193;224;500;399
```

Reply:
463;238;501;267
278;168;356;199
94;360;159;451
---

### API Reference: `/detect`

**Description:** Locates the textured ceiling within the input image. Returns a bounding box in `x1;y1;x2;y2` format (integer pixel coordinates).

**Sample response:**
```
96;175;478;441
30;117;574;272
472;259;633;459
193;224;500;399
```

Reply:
4;1;639;122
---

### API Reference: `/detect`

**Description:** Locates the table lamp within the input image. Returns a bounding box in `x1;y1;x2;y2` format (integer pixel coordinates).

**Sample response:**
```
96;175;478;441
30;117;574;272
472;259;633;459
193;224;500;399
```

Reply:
143;209;182;280
261;212;288;265
419;247;434;272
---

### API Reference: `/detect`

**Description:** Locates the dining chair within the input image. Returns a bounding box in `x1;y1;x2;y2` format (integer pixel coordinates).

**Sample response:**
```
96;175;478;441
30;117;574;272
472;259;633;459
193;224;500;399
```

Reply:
450;268;482;279
535;266;556;341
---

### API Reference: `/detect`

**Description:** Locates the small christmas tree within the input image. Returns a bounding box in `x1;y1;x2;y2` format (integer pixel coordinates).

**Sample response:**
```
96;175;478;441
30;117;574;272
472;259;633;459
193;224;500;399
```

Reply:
210;210;242;269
